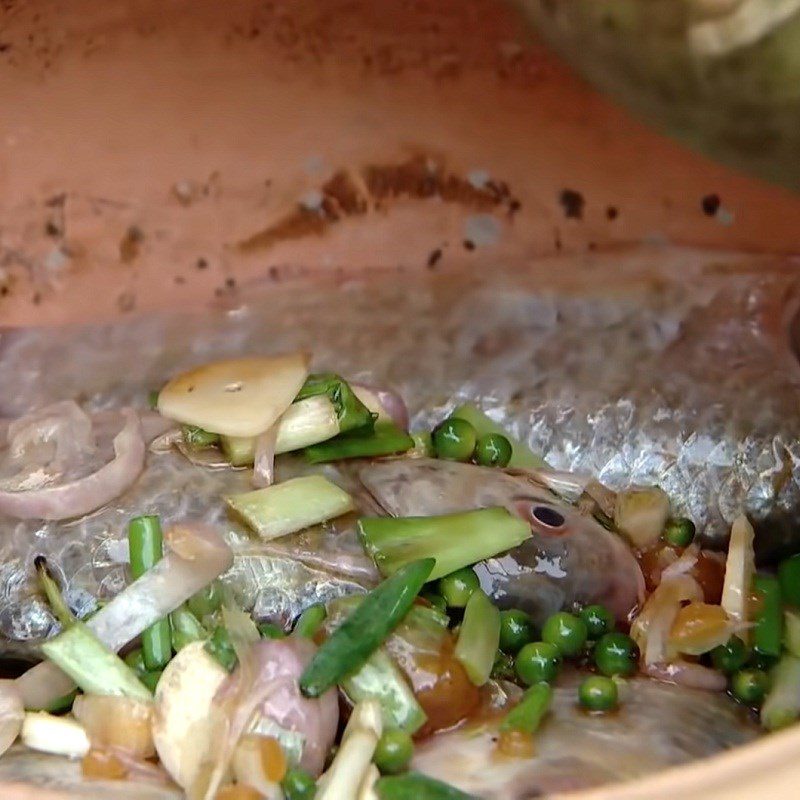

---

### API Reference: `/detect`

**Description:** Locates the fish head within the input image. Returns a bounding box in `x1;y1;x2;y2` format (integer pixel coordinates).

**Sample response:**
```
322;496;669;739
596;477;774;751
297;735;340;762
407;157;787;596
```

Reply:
358;458;644;624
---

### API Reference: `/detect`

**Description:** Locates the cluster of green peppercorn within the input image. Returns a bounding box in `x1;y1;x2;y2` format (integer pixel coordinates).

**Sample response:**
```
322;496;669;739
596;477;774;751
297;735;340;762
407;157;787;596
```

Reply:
427;566;639;713
431;416;513;467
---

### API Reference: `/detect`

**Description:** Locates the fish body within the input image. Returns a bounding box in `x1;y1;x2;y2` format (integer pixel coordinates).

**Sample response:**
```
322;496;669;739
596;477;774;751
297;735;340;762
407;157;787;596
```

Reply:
412;671;759;799
359;458;643;624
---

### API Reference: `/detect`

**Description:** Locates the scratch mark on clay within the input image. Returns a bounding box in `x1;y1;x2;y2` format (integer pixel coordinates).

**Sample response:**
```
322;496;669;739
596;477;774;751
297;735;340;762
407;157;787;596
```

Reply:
238;155;516;253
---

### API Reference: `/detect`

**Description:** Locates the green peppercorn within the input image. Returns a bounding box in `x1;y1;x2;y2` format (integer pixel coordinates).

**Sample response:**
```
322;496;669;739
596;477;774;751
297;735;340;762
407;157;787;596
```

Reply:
663;517;696;548
579;605;614;639
374;729;414;774
710;636;749;674
432;418;477;462
499;609;535;654
515;641;561;685
474;433;513;468
438;567;480;608
282;767;317;800
731;669;769;706
579;675;618;712
541;612;588;657
594;632;638;677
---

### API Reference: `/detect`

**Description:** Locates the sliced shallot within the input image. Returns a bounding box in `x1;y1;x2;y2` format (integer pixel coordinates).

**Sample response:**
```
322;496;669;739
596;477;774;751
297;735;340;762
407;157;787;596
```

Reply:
17;523;233;710
352;384;409;431
253;425;278;488
0;408;145;520
202;638;339;799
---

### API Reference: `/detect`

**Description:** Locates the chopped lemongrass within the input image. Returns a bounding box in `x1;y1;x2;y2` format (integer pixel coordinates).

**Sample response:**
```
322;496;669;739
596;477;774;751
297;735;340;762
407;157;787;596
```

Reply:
296;373;375;435
340;647;427;735
226;475;355;541
358;763;381;800
359;507;530;582
220;434;257;466
40;623;152;703
721;515;756;643
305;422;413;464
761;655;800;731
454;590;501;686
21;712;90;758
614;487;670;549
317;700;382;800
157;352;310;438
450;404;546;469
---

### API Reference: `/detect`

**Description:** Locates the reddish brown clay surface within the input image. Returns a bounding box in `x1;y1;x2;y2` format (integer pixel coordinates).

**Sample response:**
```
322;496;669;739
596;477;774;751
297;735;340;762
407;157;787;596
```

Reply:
1;0;799;326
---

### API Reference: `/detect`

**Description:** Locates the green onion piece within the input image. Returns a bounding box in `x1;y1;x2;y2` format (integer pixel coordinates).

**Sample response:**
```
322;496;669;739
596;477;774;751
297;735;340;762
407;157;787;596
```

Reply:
300;558;435;698
500;682;552;733
276;395;340;452
219;395;343;464
340;647;427;734
187;580;223;619
359;507;530;582
220;434;257;467
147;390;160;410
259;622;287;640
293;604;327;639
181;425;220;449
761;655;800;730
40;622;151;702
753;574;783;659
226;475;355;541
296;373;374;435
169;605;207;652
450;404;546;469
34;556;75;629
205;625;237;672
778;554;800;607
784;609;800;659
304;422;413;464
454;590;501;686
376;772;479;800
128;515;172;670
140;671;163;693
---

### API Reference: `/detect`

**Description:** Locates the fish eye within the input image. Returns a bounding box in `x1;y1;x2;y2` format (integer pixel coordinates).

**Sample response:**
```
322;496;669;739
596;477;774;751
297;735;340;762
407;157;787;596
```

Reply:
531;505;566;529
